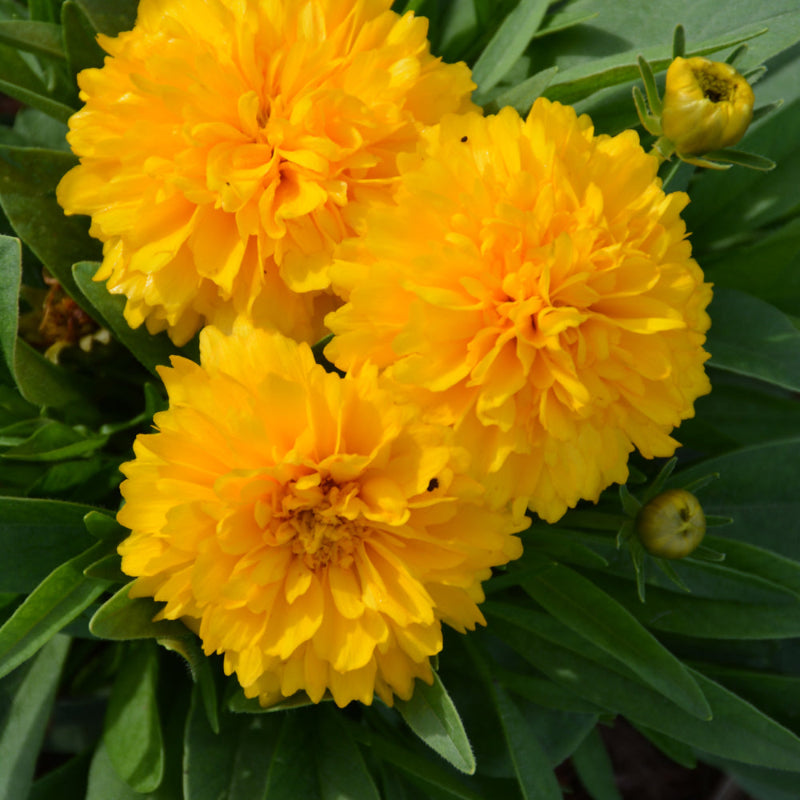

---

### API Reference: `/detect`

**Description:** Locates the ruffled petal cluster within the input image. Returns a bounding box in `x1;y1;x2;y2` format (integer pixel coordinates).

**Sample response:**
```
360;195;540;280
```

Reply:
117;323;525;707
327;100;712;522
57;0;475;345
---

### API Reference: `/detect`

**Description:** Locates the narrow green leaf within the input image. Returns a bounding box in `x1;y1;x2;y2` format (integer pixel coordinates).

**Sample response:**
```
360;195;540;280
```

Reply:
498;668;605;715
520;565;711;719
0;635;70;800
395;672;476;775
263;710;320;800
86;739;146;800
543;24;767;105
491;683;562;800
472;0;550;96
0;538;111;679
0;497;96;593
589;571;800;640
74;0;138;37
672;24;686;59
89;582;192;641
348;725;484;800
702;148;775;170
1;419;108;460
73;261;199;375
701;534;800;600
61;0;105;76
104;641;165;793
706;289;800;392
29;752;91;800
488;615;800;771
0;20;63;58
571;729;622;800
487;66;558;113
316;708;382;800
0;77;75;122
636;55;661;116
83;510;127;542
629;723;697;769
83;552;128;584
183;687;280;800
534;11;599;40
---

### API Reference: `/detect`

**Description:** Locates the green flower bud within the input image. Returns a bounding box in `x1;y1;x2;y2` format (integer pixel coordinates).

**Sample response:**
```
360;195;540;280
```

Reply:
635;489;706;559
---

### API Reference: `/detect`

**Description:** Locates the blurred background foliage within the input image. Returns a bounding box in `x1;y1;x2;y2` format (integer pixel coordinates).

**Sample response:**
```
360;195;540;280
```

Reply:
0;0;799;798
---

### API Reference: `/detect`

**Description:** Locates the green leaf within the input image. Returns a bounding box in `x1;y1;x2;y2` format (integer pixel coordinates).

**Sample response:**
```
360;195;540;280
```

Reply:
667;439;800;561
83;509;127;542
0;77;76;122
0;538;111;679
0;20;62;59
104;641;165;794
705;288;800;392
395;672;476;775
543;23;767;106
571;728;622;800
0;634;70;800
702;148;776;170
73;0;138;37
262;710;320;800
0;145;78;197
587;570;800;640
520;565;711;719
491;683;562;800
29;752;91;800
487;615;800;771
1;418;108;460
498;668;605;715
629;723;697;769
61;0;105;76
472;0;550;97
73;261;199;375
86;739;147;800
693;664;800;735
183;688;280;800
89;583;192;642
348;725;484;800
701;534;800;600
487;66;558;113
0;497;96;593
315;707;382;800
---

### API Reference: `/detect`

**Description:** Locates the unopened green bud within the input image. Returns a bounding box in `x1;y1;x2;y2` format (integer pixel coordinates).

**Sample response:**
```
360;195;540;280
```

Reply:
635;488;705;559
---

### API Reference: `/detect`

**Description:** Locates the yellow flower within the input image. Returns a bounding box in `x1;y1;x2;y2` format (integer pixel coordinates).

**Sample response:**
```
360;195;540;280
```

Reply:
57;0;476;346
117;323;525;708
661;57;754;156
326;100;712;523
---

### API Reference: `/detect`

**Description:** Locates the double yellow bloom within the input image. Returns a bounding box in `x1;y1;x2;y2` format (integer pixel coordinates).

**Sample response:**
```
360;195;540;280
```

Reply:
59;0;713;706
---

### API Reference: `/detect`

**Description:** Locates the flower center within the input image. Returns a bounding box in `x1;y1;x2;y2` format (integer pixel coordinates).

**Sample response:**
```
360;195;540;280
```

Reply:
694;68;732;104
288;509;364;570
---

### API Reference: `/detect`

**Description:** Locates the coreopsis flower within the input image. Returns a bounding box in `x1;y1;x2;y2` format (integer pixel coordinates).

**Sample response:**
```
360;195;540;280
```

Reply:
117;323;525;708
661;57;754;156
326;100;712;523
57;0;476;345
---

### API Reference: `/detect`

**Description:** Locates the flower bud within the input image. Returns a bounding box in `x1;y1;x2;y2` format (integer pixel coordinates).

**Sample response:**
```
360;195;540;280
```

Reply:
635;489;706;559
661;57;754;155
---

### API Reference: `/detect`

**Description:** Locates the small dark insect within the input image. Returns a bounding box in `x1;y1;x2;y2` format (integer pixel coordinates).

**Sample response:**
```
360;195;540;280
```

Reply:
427;478;439;491
460;135;468;142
